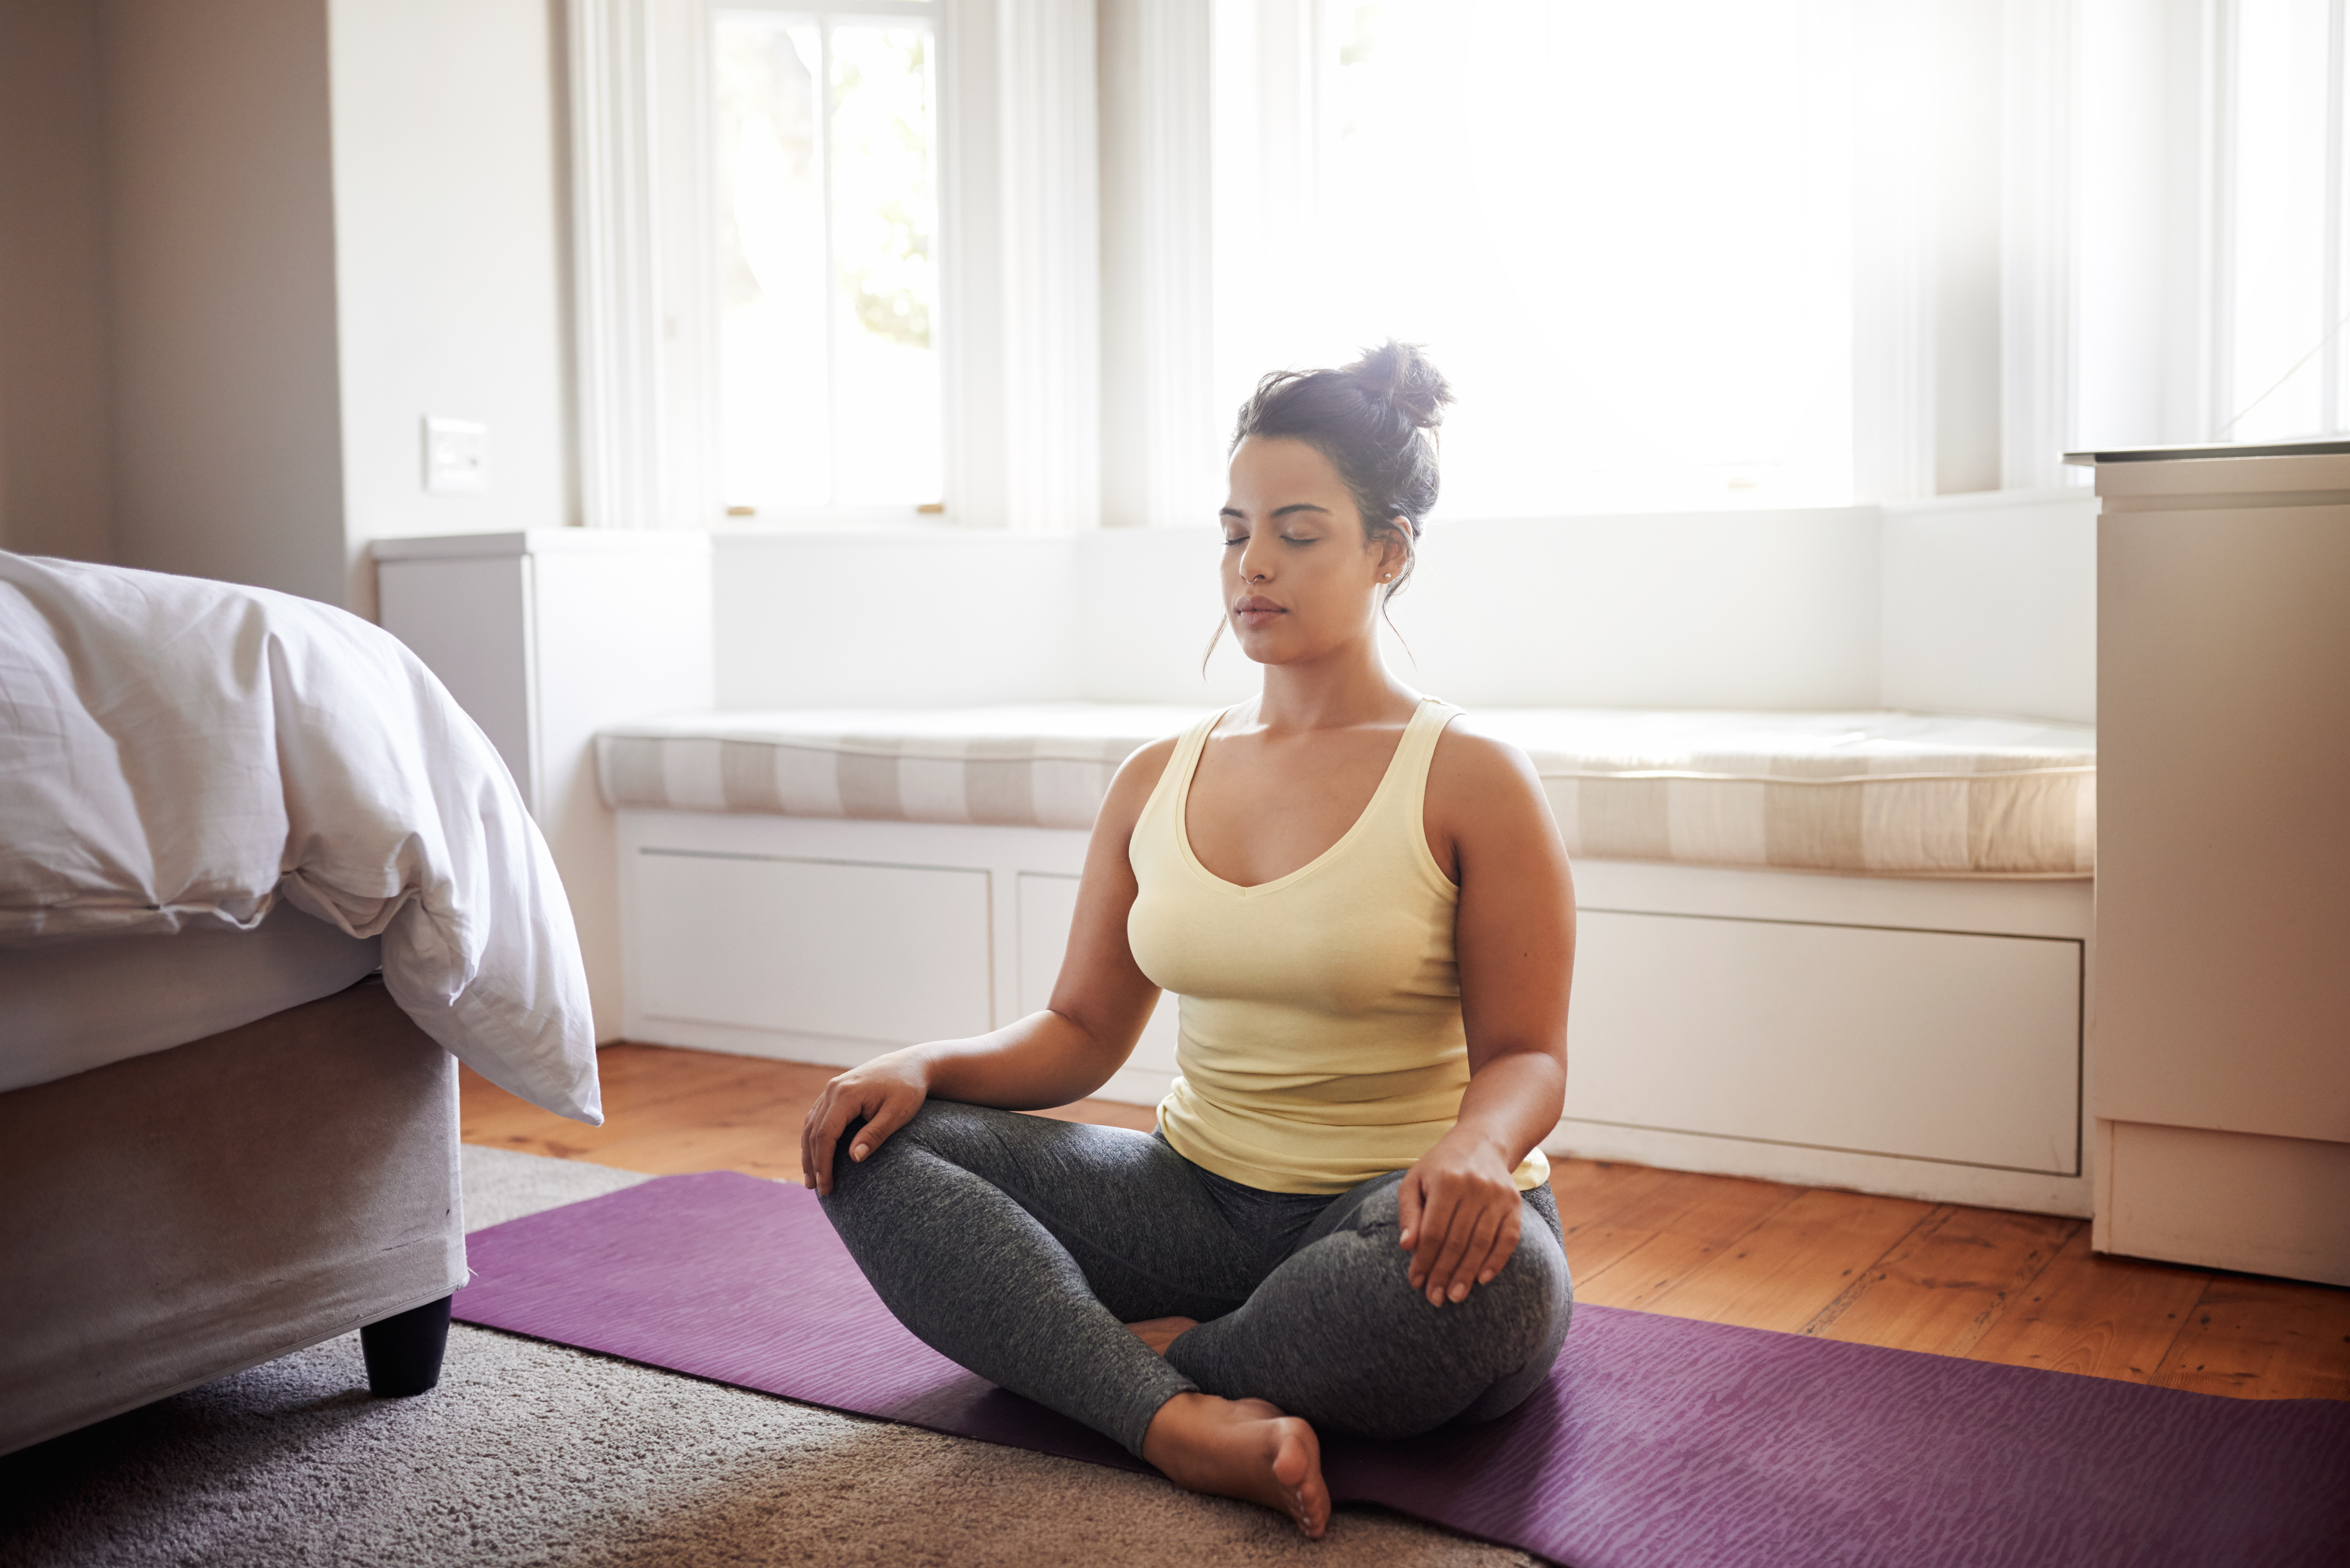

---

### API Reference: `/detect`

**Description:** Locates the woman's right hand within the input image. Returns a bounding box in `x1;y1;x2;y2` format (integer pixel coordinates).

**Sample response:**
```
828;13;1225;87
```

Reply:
799;1049;932;1196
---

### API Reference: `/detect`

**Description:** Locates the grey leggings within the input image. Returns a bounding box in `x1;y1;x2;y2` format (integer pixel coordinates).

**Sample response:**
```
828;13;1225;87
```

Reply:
819;1099;1573;1458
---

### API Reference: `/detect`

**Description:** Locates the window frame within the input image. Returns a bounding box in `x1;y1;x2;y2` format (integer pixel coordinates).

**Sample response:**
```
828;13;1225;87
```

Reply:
708;0;951;524
569;0;1101;534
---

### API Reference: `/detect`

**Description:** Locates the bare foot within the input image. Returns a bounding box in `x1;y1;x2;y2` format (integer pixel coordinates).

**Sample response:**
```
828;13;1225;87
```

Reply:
1141;1391;1330;1539
1125;1316;1199;1355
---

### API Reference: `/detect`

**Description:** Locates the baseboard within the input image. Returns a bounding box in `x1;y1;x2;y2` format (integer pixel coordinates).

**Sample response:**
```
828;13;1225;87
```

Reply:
2101;1121;2350;1285
1545;1118;2093;1216
624;1017;894;1070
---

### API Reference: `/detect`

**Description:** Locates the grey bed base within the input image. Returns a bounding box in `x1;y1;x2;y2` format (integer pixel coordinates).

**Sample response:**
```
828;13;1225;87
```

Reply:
0;978;467;1455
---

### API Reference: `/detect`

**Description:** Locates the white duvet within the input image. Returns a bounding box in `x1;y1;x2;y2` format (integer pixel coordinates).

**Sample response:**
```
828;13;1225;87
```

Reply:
0;551;601;1124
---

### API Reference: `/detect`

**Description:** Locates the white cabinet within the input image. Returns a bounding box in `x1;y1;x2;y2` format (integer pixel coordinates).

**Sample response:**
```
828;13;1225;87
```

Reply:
2084;441;2350;1285
375;553;537;793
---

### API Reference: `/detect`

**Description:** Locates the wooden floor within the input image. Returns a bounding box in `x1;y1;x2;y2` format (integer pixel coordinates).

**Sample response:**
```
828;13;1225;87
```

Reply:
463;1043;2350;1403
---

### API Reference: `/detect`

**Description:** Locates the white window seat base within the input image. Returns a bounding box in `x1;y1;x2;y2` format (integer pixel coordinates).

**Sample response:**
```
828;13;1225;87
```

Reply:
616;808;2091;1216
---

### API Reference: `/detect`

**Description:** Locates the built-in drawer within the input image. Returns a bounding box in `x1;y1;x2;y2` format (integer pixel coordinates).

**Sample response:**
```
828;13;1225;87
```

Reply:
1565;910;2082;1174
629;849;994;1044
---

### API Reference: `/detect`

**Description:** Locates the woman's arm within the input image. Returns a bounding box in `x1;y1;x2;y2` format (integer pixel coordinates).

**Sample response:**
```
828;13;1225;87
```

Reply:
798;738;1177;1194
1396;725;1576;1306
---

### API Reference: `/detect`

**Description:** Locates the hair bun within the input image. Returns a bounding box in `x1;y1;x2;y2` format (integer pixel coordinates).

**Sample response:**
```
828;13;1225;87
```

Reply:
1346;339;1453;431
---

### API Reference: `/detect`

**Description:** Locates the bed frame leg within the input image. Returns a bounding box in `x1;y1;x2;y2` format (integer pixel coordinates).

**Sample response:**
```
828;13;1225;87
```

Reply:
361;1294;453;1397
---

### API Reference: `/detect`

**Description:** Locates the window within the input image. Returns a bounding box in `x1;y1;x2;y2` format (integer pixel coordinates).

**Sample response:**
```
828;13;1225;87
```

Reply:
714;2;941;515
2216;0;2350;442
1289;0;1857;516
571;0;1092;531
2073;0;2350;457
1260;0;2349;508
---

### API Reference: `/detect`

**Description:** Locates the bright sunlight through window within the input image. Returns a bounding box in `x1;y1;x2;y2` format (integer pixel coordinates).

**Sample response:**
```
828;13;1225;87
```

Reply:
1315;0;1857;515
717;8;940;515
2222;0;2350;442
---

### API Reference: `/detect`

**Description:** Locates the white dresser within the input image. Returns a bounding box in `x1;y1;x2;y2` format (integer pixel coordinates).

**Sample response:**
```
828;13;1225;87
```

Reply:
2078;441;2350;1286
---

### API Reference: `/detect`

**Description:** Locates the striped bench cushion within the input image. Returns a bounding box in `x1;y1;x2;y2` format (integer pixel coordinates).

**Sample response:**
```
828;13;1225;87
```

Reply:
596;704;2095;878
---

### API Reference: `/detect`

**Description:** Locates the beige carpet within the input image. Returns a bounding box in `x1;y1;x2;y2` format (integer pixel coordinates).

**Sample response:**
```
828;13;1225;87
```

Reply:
0;1147;1538;1567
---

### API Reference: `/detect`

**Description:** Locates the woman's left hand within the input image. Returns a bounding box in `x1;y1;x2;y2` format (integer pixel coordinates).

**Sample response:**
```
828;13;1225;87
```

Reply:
1395;1130;1523;1307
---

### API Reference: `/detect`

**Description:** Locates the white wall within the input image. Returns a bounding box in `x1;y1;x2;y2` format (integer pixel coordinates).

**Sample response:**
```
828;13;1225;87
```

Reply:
1390;512;1882;711
327;0;573;614
712;530;1083;708
714;508;1883;712
708;496;2095;721
1074;525;1259;703
0;0;116;565
1880;488;2096;723
104;0;349;606
1074;511;1887;710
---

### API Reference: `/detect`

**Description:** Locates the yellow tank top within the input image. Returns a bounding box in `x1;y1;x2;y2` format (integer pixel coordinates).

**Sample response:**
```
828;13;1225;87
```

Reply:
1127;697;1551;1196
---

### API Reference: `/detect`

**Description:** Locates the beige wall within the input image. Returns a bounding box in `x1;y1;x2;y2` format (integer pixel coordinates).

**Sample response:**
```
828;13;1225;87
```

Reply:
0;0;116;563
0;0;570;612
103;0;349;605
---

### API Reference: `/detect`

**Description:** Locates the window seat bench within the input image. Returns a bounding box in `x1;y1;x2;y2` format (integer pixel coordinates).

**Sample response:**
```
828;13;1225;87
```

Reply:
599;704;2097;1215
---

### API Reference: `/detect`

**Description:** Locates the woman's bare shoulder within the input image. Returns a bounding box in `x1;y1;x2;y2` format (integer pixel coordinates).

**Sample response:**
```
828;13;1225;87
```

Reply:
1429;716;1544;793
1096;734;1183;833
1427;716;1556;835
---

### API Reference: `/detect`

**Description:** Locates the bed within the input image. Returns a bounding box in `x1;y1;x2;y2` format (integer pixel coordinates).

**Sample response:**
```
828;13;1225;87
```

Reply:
0;550;602;1456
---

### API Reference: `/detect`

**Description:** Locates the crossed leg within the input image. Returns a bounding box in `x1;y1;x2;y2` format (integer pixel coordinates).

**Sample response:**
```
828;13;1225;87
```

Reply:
820;1100;1570;1537
1165;1172;1572;1440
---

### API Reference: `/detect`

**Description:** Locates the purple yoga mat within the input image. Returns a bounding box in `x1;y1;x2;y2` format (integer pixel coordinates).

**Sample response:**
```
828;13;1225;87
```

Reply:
454;1170;2350;1568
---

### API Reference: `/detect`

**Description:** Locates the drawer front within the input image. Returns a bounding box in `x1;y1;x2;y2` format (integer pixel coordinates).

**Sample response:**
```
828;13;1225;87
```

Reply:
1016;871;1180;1075
1566;911;2081;1174
632;851;993;1044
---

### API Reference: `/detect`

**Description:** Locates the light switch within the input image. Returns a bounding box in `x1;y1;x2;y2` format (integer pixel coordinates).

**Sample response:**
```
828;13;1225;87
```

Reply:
423;416;489;494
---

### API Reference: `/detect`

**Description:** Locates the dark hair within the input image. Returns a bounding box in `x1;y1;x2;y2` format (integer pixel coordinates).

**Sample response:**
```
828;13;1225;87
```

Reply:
1229;340;1453;600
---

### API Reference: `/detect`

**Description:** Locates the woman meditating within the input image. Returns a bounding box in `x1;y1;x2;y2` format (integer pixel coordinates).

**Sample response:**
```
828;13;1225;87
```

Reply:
800;341;1576;1540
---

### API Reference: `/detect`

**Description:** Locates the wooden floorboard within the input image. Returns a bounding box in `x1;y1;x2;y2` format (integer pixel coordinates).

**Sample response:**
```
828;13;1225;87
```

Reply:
1569;1173;1806;1312
460;1045;1156;1182
462;1042;2350;1401
2151;1275;2350;1400
1965;1227;2208;1385
558;1072;821;1181
1800;1204;2079;1358
1631;1188;1937;1334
